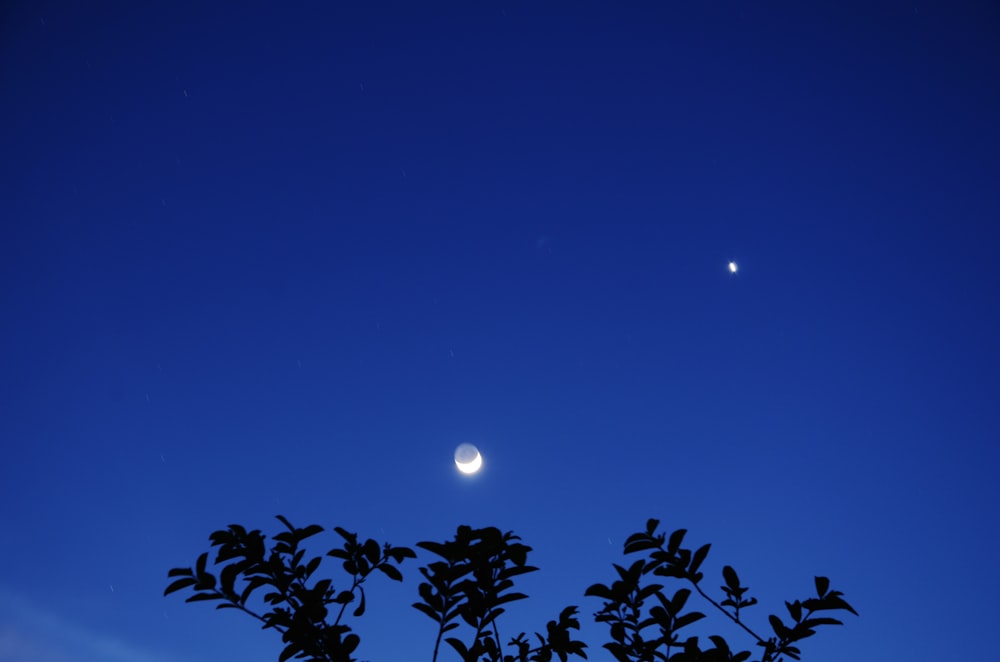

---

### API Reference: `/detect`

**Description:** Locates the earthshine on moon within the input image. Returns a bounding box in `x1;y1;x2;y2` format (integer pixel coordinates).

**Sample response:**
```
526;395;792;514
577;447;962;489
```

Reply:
454;443;483;474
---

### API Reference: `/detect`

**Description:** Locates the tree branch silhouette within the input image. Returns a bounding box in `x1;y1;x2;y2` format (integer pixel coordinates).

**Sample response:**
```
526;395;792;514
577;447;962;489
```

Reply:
166;517;855;662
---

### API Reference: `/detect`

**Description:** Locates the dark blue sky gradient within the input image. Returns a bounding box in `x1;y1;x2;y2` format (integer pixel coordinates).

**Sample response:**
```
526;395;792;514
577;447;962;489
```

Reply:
2;2;999;661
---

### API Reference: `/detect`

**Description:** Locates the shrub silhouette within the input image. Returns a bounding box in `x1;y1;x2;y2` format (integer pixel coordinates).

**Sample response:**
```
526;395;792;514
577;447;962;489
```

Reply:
165;517;856;662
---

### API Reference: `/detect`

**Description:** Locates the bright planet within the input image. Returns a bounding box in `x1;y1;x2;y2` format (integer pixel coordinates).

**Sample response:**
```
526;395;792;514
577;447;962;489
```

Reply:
454;443;483;474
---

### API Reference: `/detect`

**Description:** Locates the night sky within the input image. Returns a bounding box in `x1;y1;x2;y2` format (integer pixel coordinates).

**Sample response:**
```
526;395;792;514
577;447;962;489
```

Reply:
2;2;999;661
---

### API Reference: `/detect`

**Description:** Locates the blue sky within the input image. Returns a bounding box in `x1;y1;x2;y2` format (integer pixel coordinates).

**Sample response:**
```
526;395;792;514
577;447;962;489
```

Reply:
1;1;998;660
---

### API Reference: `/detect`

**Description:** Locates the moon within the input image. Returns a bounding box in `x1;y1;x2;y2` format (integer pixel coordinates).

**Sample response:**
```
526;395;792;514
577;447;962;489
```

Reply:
454;443;483;474
728;261;738;274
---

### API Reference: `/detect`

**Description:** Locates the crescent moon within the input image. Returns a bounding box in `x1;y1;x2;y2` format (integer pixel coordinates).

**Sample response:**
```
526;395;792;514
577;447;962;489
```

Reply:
454;443;483;474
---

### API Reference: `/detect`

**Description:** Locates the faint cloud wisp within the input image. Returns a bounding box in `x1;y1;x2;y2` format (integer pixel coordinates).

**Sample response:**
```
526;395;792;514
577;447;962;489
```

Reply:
0;588;178;662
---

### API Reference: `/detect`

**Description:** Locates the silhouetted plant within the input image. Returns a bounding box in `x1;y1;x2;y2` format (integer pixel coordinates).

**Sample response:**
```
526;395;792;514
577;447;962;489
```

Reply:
164;515;415;662
411;525;586;662
165;517;855;662
585;518;857;661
